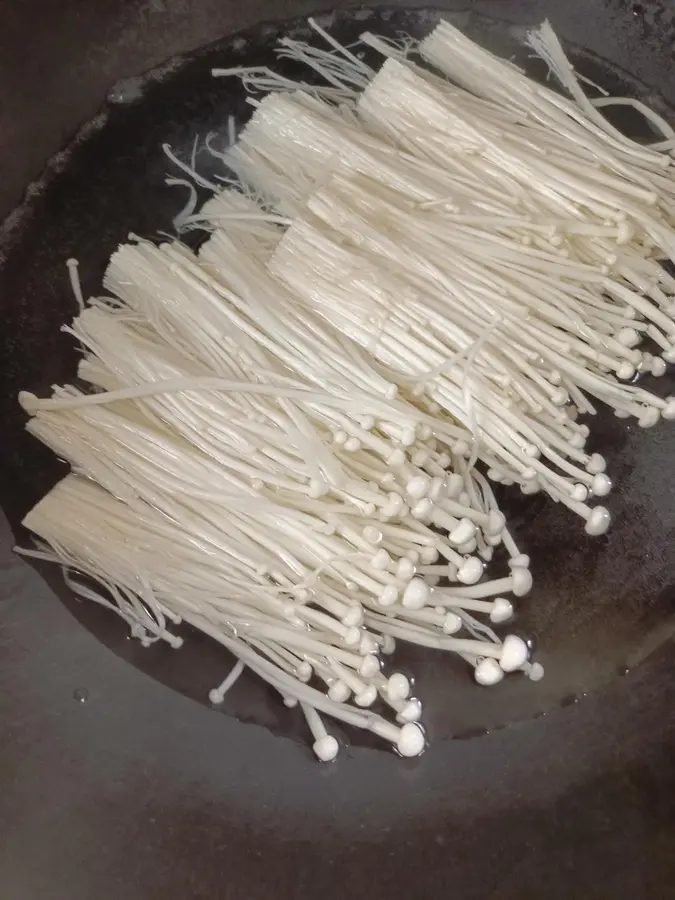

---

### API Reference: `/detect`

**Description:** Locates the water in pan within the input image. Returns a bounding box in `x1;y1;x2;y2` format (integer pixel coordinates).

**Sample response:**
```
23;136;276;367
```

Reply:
1;7;675;751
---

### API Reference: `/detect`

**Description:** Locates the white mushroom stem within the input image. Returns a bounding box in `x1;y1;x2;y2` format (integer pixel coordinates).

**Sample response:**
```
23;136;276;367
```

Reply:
208;659;246;704
404;571;532;606
368;719;426;757
446;596;514;624
300;703;340;761
474;658;505;686
522;661;546;681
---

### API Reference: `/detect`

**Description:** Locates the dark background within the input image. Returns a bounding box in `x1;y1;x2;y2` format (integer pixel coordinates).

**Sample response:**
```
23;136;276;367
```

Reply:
3;2;675;898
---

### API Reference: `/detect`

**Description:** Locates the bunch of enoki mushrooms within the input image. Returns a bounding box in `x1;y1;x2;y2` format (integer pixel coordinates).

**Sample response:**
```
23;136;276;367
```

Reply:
17;19;675;759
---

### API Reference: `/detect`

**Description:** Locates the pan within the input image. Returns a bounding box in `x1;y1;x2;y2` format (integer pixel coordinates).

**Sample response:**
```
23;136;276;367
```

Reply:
2;2;675;898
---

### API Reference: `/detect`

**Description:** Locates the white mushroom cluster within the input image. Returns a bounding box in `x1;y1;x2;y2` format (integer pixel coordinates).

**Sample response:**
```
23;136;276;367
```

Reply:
17;18;675;760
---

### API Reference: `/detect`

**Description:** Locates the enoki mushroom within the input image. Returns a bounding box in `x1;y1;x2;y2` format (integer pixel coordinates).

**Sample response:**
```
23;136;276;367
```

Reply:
16;17;675;760
18;233;533;758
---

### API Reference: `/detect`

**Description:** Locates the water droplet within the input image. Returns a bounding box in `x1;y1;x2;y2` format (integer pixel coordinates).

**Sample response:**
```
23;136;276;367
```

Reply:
73;687;89;703
454;726;489;741
560;693;579;708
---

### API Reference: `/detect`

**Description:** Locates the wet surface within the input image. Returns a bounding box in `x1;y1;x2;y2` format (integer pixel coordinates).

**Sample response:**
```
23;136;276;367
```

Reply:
3;2;675;899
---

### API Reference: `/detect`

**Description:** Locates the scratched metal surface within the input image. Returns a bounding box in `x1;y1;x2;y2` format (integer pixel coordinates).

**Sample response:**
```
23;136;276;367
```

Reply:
2;2;675;899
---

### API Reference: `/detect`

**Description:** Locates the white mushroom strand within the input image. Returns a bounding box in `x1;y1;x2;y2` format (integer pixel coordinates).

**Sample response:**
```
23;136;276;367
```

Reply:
21;15;675;761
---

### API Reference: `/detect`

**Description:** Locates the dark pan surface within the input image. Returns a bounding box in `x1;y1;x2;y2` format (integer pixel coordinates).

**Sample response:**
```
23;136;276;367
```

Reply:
2;2;675;898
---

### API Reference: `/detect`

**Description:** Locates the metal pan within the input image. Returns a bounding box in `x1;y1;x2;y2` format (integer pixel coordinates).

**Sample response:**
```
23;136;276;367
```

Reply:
2;2;675;898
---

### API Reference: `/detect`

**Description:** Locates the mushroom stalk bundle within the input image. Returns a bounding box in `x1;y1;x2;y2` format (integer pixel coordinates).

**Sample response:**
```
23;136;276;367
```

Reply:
217;18;675;526
19;212;533;760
